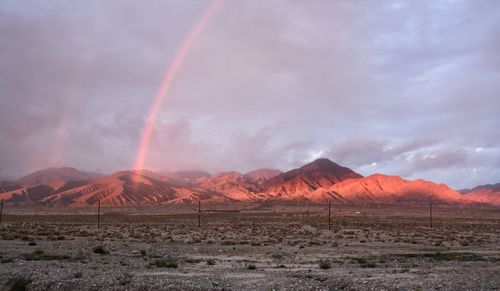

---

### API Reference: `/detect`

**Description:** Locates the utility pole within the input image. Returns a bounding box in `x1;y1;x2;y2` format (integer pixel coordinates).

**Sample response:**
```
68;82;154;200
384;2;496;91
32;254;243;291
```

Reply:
97;199;101;229
429;199;433;228
198;200;201;228
328;201;331;231
0;199;3;224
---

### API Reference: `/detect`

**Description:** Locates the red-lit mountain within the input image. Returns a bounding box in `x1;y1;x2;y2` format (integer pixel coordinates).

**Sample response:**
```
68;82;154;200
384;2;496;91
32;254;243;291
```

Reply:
461;183;500;206
262;158;363;199
244;169;282;184
1;170;220;207
0;159;495;207
0;181;22;193
163;171;212;183
16;167;102;187
193;171;263;201
307;174;466;204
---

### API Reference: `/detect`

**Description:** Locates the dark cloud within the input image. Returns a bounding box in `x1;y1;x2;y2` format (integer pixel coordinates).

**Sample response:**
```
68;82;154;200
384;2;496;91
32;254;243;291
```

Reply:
0;0;499;188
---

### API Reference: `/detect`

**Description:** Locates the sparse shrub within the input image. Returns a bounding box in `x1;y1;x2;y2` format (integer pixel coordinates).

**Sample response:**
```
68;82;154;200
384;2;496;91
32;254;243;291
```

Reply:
207;259;216;265
185;258;201;264
151;258;178;268
73;272;83;278
22;249;70;261
1;233;16;240
21;236;32;241
92;246;109;255
319;260;331;269
9;276;31;291
271;254;283;259
352;257;377;268
73;253;87;263
2;257;13;263
394;252;484;262
118;272;133;286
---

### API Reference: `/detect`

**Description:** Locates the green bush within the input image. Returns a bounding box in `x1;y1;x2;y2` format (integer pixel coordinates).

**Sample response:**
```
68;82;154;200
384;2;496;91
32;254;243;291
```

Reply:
319;260;331;269
10;276;31;291
151;258;178;268
92;246;109;255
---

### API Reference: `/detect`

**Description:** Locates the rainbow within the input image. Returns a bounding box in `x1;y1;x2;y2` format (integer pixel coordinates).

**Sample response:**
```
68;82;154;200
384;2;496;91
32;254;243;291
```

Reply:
133;0;223;171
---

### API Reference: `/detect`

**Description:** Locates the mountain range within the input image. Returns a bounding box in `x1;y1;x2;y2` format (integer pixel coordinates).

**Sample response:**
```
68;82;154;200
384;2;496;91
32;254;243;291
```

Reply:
0;159;498;207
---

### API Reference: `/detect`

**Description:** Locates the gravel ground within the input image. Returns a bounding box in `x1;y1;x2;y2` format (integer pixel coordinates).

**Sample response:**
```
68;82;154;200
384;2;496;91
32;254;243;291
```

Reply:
0;206;499;290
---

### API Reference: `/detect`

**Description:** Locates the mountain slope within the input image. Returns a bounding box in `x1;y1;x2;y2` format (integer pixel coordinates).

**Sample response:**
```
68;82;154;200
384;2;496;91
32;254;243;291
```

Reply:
307;174;466;204
244;169;282;184
0;181;22;193
0;184;58;203
167;171;212;183
17;167;102;187
42;171;217;207
262;158;362;199
462;183;500;206
1;171;217;207
194;171;262;201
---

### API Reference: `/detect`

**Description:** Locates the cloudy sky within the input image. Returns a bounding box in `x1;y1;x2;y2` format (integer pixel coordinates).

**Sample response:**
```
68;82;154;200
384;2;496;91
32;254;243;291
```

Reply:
1;0;499;189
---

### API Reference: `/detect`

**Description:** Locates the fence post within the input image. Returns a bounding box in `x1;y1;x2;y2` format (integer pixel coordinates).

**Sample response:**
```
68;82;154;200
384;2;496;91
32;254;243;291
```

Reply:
429;199;433;228
97;199;101;229
328;201;331;231
0;199;3;224
198;200;201;228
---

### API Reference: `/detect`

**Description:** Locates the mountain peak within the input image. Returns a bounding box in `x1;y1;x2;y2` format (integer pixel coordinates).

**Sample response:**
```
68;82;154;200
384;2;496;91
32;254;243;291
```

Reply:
262;158;362;198
296;158;362;179
300;158;342;171
16;167;101;187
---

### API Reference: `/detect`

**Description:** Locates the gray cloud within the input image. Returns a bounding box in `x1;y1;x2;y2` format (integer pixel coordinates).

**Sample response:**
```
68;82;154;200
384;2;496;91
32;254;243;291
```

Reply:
0;0;499;189
403;148;470;175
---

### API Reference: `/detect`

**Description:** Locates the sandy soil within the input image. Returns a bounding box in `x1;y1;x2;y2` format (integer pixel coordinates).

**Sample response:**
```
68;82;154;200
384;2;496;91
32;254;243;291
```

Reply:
0;205;499;290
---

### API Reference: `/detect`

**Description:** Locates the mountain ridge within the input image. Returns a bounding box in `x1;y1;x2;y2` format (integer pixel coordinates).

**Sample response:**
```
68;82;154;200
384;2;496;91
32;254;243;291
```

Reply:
461;183;500;206
0;159;497;207
16;167;103;187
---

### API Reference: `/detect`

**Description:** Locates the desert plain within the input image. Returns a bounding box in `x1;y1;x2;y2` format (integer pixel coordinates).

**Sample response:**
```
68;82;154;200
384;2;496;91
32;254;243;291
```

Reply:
0;204;499;290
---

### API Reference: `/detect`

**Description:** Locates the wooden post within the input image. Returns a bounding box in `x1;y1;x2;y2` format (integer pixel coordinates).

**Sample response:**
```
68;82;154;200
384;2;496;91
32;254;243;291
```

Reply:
328;201;331;231
198;200;201;228
429;200;433;228
0;199;3;224
97;199;101;229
